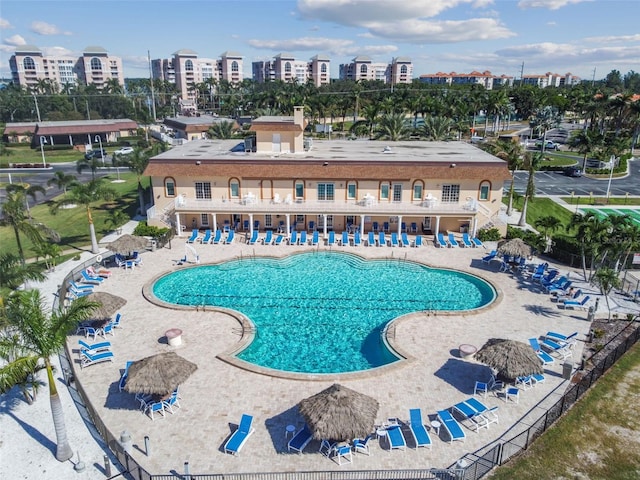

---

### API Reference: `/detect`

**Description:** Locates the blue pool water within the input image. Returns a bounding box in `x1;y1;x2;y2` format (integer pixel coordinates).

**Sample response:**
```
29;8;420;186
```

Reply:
152;252;495;374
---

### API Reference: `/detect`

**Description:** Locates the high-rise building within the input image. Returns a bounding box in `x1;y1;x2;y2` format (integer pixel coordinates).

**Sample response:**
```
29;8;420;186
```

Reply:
252;53;330;87
9;45;124;90
339;56;413;84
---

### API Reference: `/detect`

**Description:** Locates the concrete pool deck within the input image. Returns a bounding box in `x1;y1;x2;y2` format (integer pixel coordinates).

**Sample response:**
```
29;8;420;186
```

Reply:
3;236;606;478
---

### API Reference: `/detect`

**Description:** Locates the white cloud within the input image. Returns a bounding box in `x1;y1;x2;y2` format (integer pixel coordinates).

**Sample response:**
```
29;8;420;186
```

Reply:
3;34;26;46
30;21;71;36
0;17;13;29
247;35;398;58
585;33;640;43
517;0;593;10
41;46;76;57
365;18;515;43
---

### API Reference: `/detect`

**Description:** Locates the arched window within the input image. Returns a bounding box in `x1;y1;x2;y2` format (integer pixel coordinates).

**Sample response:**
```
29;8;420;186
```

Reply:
321;63;327;73
185;60;194;72
164;177;176;197
479;180;492;201
412;180;424;200
285;62;292;73
401;65;407;74
346;181;357;200
360;64;368;74
23;57;36;70
90;57;102;71
229;178;240;198
231;61;239;72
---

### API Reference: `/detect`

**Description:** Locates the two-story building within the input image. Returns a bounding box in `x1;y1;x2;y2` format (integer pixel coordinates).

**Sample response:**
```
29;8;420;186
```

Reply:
144;107;510;239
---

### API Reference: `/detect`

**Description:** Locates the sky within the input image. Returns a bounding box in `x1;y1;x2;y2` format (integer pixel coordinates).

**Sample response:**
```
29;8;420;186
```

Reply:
1;0;639;82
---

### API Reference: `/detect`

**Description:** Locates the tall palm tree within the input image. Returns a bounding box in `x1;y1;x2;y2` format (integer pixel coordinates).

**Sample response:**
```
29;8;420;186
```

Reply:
517;151;543;227
50;179;116;254
0;290;98;460
6;183;46;220
47;171;77;197
76;156;101;180
593;267;621;321
122;149;150;217
491;140;524;216
374;112;411;141
207;120;235;139
567;212;613;281
534;216;563;252
0;191;45;264
568;129;603;170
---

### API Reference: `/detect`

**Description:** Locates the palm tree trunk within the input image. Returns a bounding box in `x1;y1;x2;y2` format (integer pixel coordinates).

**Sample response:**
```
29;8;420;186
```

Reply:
86;206;99;254
46;360;73;461
13;225;26;265
518;196;529;227
506;181;515;216
137;181;145;216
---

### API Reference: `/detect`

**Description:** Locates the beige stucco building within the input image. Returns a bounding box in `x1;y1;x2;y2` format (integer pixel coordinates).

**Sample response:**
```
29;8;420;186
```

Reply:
145;106;510;239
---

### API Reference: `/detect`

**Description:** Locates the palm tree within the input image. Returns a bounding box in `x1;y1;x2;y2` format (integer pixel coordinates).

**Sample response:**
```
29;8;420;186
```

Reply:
76;156;101;180
421;116;455;140
568;129;603;170
374;113;411;141
50;179;116;254
0;252;45;300
567;212;613;281
534;216;563;252
517;151;543;227
47;171;77;197
0;290;98;460
0;191;45;264
593;267;621;321
6;183;46;220
207;120;235;139
122;149;150;217
491;140;524;216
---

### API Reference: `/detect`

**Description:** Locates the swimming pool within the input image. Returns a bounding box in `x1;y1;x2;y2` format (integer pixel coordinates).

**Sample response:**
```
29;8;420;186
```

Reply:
152;252;496;374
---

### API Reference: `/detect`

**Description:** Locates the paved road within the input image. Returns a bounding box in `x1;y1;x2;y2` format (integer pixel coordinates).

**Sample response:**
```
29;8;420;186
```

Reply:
512;158;640;198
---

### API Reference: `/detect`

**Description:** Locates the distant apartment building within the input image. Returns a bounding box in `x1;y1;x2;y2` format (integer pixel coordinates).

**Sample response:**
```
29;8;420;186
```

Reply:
338;56;413;84
9;45;124;90
251;53;330;87
521;72;581;88
419;71;514;89
151;50;244;105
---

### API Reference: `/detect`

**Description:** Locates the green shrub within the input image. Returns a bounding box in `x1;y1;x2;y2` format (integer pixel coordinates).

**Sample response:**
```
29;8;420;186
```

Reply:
133;222;170;238
477;227;501;241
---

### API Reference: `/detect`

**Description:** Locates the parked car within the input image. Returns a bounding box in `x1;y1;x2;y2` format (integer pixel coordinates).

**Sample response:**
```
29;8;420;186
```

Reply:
563;166;583;177
84;149;108;160
113;146;134;155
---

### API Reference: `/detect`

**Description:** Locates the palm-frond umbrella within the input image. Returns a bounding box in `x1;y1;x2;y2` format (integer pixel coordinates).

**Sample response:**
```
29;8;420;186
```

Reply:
124;352;197;396
298;384;379;442
84;291;126;321
475;338;543;381
105;234;149;255
497;238;532;259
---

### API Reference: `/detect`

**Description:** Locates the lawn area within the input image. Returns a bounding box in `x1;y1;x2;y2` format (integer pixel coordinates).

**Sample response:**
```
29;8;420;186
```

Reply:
0;172;146;258
488;342;640;479
1;145;88;165
539;151;580;168
506;196;575;230
561;196;640;206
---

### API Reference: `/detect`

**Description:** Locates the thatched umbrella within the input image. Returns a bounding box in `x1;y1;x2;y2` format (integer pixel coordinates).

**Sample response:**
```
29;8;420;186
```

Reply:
124;352;197;396
497;238;532;259
298;384;379;442
85;292;127;321
475;338;544;381
105;234;149;255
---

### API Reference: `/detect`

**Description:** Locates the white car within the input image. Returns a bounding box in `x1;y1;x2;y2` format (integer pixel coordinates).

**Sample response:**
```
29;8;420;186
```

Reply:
114;146;134;155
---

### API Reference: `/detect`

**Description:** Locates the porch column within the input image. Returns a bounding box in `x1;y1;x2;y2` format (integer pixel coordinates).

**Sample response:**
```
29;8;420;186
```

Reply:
434;216;441;235
175;213;182;237
249;213;254;235
323;214;328;239
397;215;403;236
212;213;217;232
68;134;73;145
360;215;366;235
286;215;291;234
471;216;478;238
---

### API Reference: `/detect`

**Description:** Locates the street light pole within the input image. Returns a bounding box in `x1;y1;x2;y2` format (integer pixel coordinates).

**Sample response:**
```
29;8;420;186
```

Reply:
95;135;105;165
39;136;47;167
606;155;615;201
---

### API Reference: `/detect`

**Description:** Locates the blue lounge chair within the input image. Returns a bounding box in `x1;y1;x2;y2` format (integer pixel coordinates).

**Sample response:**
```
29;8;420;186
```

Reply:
69;280;94;291
448;233;459;248
436;233;449;248
80;269;104;284
224;414;255;455
111;312;122;329
378;232;386;247
516;375;534;389
464;398;499;427
414;235;423;247
545;331;578;345
78;339;111;354
311;231;319;246
263;230;273;245
437;409;466;443
531;263;549;281
481;250;498;264
390;233;400;247
247;230;259;245
288;424;313;453
541;339;573;359
561;295;591;310
353;435;372;455
386;424;406;451
408;409;432;449
529;338;555;365
353;231;361;246
327;231;336;246
224;230;235;244
212;230;222;244
461;233;473;248
186;229;199;243
289;230;298;245
367;231;375;246
340;231;349;246
472;236;484;248
400;233;410;247
299;230;307;245
274;234;285;245
201;229;212;244
547;280;572;295
80;350;114;369
452;401;490;432
118;360;134;392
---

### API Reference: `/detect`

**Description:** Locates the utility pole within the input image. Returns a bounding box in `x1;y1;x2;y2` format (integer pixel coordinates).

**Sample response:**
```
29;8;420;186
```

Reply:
592;68;597;86
32;93;41;122
148;50;157;121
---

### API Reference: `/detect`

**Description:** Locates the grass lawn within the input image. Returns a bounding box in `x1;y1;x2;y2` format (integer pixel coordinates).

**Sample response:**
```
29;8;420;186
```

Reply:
0;172;146;258
1;145;88;165
561;196;640;206
539;151;580;168
488;342;640;479
506;197;575;231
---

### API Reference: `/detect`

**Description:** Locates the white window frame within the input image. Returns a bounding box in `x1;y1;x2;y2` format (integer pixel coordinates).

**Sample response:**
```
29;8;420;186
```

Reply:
195;181;212;199
441;184;460;203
